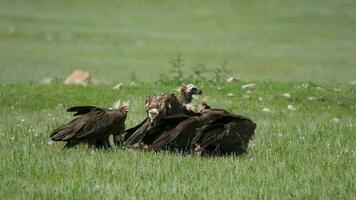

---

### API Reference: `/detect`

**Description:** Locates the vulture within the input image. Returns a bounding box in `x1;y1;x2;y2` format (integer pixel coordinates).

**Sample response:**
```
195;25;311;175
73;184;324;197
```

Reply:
123;84;203;146
178;83;203;112
191;103;257;156
50;101;129;149
150;102;257;156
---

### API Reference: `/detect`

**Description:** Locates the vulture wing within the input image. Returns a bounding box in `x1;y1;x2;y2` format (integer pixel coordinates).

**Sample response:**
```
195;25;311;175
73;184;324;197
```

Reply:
124;114;190;146
51;109;122;141
124;118;148;139
66;106;101;116
141;114;190;146
151;115;201;150
124;119;150;145
191;109;257;155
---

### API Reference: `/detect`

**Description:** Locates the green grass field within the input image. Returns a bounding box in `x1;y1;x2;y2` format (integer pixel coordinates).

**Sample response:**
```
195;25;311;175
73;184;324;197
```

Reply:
1;0;356;83
1;0;356;199
0;82;355;199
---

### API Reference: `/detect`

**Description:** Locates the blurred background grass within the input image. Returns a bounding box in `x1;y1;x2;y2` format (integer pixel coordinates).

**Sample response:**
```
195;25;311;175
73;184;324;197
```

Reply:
1;0;355;84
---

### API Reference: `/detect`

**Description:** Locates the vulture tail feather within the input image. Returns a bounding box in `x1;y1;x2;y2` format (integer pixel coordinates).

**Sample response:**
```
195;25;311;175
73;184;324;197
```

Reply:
66;106;98;116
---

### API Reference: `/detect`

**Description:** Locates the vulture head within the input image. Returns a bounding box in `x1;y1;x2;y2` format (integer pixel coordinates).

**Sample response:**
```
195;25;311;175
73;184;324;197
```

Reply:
144;94;172;127
179;83;203;105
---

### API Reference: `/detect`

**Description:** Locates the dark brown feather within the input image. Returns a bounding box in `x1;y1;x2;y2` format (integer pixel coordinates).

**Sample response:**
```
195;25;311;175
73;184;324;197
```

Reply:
51;105;128;149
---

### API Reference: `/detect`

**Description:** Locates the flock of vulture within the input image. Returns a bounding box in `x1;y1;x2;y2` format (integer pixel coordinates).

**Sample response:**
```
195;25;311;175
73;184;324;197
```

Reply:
50;84;257;156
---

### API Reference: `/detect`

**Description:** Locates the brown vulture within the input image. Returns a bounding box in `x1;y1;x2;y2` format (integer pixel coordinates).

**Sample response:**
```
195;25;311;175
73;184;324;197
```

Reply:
50;101;129;149
123;84;203;146
150;102;257;156
178;83;203;112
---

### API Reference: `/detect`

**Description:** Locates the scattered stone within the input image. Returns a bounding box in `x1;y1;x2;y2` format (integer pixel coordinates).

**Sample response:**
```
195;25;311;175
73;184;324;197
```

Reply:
241;83;256;90
262;107;272;113
281;93;292;98
307;96;317;101
258;97;263;101
91;79;100;84
226;93;235;97
242;95;251;100
64;70;91;86
129;81;137;86
41;78;54;84
113;83;124;90
226;77;239;82
331;118;339;123
287;104;296;111
301;83;309;88
245;90;252;94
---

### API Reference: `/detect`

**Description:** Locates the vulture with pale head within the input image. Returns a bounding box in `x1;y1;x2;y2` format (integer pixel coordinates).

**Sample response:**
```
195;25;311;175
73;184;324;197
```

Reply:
150;102;256;156
123;84;203;146
50;101;129;149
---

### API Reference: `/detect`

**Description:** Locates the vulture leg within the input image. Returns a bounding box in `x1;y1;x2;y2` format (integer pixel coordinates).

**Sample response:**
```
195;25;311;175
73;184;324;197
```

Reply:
87;138;111;149
63;140;80;148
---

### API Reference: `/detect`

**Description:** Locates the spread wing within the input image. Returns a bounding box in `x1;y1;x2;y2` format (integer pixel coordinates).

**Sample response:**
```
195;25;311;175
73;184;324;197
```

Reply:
50;109;121;141
124;114;190;146
151;115;198;150
123;118;149;144
192;109;257;155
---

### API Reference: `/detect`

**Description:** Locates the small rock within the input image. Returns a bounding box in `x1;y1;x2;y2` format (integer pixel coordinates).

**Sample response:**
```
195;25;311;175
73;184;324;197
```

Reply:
41;78;54;84
281;93;292;98
262;107;272;113
307;96;317;101
258;97;263;101
64;70;91;86
47;141;53;145
91;79;100;84
226;93;235;97
226;77;239;82
302;83;309;88
331;118;339;123
241;83;256;90
245;90;252;94
333;88;342;92
113;83;124;90
217;87;222;90
242;95;251;100
287;104;296;111
350;80;356;85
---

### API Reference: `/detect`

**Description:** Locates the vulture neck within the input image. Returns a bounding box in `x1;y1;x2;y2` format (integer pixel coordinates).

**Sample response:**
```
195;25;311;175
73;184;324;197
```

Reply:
179;90;192;105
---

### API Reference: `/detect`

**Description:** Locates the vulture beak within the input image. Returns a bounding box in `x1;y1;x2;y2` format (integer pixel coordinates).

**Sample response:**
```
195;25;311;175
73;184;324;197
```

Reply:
197;89;203;95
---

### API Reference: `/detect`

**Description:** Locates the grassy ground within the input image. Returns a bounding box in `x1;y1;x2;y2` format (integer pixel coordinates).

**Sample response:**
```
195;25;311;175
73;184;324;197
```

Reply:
1;0;355;199
1;0;356;83
0;81;355;199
